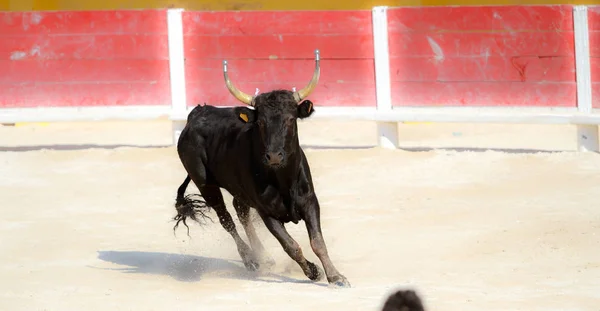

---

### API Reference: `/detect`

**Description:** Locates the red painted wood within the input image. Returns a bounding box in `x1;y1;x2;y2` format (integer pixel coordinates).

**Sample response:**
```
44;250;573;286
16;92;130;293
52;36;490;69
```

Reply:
387;5;573;32
184;34;373;60
183;11;373;36
391;81;576;107
588;6;600;31
589;31;600;57
185;59;375;107
390;56;575;82
388;6;575;107
389;32;575;58
0;60;169;83
593;84;600;108
185;59;374;84
0;10;167;35
182;11;374;107
591;2;600;96
592;57;600;81
0;34;168;60
183;11;373;60
0;81;171;108
0;10;170;108
584;6;599;108
187;81;376;108
592;57;600;108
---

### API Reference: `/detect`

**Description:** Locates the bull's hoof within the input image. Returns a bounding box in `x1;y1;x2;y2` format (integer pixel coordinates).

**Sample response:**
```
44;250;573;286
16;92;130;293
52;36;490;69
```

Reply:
328;275;351;289
243;258;260;272
306;261;325;281
238;244;261;272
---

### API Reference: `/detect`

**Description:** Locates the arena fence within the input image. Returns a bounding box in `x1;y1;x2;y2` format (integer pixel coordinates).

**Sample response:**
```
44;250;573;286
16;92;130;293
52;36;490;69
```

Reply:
0;5;599;151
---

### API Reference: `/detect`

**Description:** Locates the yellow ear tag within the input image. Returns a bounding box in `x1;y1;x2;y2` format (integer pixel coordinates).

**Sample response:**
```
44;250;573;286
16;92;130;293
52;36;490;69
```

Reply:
239;113;249;122
307;102;312;113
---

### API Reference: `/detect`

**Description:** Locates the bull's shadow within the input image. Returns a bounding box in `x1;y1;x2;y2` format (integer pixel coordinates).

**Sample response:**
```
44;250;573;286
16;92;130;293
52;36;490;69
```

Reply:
96;250;321;286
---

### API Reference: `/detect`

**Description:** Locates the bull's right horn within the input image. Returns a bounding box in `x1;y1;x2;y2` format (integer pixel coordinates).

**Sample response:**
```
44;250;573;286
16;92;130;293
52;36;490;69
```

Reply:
293;49;320;103
223;60;254;106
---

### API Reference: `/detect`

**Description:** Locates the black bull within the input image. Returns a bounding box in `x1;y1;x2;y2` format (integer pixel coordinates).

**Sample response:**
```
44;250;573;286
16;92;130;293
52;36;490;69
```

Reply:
172;50;350;288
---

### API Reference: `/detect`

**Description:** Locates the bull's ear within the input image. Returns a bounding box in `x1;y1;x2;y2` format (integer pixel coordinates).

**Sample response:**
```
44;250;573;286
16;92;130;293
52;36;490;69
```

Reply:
297;100;314;119
234;107;256;123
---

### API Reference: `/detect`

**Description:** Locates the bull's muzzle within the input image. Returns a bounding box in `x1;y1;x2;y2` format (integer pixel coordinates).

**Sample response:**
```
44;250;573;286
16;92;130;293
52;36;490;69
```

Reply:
265;150;285;167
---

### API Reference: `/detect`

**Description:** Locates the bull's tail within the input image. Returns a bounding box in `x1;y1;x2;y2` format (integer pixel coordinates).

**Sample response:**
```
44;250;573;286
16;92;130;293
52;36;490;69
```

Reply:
173;175;213;237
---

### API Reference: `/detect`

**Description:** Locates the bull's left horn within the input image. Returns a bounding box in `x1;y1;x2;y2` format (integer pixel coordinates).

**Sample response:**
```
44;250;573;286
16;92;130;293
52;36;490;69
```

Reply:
223;60;254;106
293;49;320;103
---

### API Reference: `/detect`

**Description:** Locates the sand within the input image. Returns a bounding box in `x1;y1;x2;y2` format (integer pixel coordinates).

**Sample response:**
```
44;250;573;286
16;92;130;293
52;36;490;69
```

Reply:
0;119;599;311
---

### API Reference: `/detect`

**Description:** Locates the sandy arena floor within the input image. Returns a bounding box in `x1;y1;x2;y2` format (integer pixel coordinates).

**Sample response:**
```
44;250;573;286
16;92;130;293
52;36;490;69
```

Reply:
0;119;599;311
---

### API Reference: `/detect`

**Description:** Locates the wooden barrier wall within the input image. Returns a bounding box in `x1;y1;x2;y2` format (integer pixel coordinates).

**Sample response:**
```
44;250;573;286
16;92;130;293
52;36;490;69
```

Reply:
590;6;600;108
388;5;576;107
0;6;598;110
181;11;375;107
0;10;170;108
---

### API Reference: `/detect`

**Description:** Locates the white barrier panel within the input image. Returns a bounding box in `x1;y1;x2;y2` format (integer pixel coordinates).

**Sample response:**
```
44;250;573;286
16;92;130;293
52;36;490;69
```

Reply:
167;8;189;145
573;5;599;152
372;6;398;150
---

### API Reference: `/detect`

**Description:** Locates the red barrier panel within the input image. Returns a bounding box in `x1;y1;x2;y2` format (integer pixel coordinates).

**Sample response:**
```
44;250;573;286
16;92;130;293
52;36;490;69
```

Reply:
0;10;170;108
590;6;600;108
387;5;576;107
0;7;589;111
182;11;375;107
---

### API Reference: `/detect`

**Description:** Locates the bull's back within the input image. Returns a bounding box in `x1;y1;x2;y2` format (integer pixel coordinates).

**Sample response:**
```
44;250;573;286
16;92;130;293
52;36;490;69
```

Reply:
183;105;247;142
180;105;255;192
186;105;239;131
179;105;242;159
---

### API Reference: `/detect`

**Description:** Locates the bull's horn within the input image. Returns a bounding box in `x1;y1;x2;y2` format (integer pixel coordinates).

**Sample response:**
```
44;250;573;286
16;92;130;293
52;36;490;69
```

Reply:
293;49;320;103
223;60;254;106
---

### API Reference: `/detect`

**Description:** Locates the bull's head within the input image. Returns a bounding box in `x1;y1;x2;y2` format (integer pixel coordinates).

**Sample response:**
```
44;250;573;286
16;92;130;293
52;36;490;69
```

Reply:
222;49;320;168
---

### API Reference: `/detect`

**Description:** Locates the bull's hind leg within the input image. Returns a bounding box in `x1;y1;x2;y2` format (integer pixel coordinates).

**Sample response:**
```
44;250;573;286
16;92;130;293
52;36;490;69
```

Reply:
232;198;276;269
199;185;260;272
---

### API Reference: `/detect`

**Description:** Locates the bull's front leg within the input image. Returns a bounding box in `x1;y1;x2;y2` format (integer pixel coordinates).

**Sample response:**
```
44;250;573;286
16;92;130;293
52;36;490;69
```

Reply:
258;211;325;283
303;195;351;288
257;186;324;282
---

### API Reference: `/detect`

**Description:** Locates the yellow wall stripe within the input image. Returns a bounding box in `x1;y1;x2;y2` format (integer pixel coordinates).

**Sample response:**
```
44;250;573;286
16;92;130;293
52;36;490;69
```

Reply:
1;0;597;12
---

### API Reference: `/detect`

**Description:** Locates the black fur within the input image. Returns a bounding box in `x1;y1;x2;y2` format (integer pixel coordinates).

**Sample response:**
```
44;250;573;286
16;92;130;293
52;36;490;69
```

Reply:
173;89;350;287
381;290;426;311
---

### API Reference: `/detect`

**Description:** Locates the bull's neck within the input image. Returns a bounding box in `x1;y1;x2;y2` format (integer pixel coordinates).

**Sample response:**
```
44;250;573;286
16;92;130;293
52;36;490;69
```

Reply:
269;151;301;198
278;141;302;180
